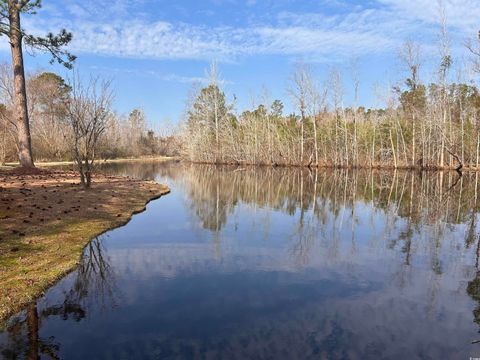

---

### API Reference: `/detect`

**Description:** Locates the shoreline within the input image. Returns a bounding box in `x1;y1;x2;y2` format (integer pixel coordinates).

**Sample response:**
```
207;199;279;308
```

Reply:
1;155;177;169
0;170;170;324
187;160;471;172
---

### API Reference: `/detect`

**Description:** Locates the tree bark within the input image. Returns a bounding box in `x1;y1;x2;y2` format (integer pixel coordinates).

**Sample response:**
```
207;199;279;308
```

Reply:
9;1;34;167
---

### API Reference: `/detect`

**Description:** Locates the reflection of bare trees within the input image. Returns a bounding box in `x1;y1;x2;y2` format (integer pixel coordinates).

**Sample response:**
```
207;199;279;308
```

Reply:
162;164;480;341
41;237;117;321
72;236;117;311
467;272;480;326
0;236;115;359
466;223;480;334
289;169;317;266
96;163;480;276
3;163;480;357
161;164;479;227
165;163;477;226
149;164;480;270
184;167;231;232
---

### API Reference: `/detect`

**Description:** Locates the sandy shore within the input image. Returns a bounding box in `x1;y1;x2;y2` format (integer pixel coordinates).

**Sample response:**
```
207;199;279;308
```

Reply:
0;169;169;323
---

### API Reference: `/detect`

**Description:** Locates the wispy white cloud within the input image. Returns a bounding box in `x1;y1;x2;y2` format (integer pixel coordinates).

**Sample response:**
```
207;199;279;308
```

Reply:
376;0;480;34
17;0;480;63
88;65;231;85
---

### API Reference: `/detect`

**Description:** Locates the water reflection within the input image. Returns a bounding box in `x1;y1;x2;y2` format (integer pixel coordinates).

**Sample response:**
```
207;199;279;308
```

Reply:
2;163;480;358
159;165;480;272
0;237;114;359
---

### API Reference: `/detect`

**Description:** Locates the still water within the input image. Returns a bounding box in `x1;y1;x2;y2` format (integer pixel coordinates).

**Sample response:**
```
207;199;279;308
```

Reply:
2;162;480;359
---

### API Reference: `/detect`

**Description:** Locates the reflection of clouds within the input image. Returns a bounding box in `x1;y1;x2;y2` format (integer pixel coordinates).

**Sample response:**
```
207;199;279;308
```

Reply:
3;164;480;358
108;245;297;280
286;290;475;359
81;166;480;357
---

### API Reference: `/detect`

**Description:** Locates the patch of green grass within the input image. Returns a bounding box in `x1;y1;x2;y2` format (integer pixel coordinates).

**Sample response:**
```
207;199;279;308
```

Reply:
0;181;169;326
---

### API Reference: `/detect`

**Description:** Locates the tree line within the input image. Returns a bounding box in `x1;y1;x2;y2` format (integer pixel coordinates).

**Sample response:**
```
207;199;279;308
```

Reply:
0;69;176;164
183;32;480;170
4;1;480;173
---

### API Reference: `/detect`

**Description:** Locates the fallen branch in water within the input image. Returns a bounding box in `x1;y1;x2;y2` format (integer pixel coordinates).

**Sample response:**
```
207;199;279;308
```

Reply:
445;146;463;172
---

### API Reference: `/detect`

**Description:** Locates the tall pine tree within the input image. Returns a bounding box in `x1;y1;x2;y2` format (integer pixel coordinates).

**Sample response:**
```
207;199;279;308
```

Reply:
0;0;75;167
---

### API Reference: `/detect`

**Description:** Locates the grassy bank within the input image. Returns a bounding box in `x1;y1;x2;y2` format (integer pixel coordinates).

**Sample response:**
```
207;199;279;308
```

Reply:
0;169;170;323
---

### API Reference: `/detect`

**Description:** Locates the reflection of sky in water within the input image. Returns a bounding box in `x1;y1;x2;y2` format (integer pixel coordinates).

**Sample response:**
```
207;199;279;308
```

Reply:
2;163;480;359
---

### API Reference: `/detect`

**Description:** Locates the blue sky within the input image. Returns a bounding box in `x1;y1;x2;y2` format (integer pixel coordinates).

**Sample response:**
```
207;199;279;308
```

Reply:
1;0;479;128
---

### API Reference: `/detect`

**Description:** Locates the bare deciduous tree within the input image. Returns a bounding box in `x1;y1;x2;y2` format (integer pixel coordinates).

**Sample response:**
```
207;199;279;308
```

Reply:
466;32;480;74
398;40;423;167
289;63;310;165
64;76;113;188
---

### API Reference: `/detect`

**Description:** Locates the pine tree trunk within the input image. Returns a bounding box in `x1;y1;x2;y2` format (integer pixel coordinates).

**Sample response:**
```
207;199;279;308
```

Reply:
9;2;34;168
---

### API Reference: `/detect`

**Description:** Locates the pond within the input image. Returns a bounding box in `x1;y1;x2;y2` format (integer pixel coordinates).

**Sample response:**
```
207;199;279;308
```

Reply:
1;162;480;359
